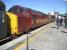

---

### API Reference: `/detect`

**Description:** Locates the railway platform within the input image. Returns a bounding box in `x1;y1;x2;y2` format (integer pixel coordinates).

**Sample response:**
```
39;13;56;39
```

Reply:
0;22;67;50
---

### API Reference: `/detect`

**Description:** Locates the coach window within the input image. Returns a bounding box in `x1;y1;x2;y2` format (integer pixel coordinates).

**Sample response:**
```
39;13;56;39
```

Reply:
32;15;36;19
32;15;36;24
0;11;4;23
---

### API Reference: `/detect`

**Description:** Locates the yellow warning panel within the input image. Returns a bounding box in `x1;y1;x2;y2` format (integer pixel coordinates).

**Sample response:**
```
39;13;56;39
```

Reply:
6;12;19;35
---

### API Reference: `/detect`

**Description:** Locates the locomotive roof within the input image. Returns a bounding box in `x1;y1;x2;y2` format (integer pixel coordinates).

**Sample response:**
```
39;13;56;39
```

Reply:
23;7;47;16
8;5;23;13
8;5;47;16
22;6;47;15
31;9;47;15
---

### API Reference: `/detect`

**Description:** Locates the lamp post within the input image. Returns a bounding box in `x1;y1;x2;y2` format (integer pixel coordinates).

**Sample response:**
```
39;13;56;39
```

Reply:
27;32;31;50
27;33;29;50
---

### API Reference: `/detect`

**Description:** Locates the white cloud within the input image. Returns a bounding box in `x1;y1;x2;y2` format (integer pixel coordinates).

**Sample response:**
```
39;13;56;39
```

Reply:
64;0;67;1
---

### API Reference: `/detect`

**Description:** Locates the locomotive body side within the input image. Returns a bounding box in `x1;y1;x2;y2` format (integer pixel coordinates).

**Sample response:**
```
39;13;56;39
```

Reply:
17;11;32;33
31;10;49;29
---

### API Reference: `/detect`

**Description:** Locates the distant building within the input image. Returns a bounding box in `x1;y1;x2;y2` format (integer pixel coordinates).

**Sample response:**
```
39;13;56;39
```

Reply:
54;12;59;18
54;12;59;16
48;12;54;15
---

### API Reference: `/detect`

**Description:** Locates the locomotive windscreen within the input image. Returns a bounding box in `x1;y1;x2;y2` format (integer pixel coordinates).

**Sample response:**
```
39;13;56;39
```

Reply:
8;5;24;14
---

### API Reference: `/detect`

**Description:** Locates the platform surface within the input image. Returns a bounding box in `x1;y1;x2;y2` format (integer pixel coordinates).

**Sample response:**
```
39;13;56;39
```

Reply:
12;22;67;50
0;22;67;50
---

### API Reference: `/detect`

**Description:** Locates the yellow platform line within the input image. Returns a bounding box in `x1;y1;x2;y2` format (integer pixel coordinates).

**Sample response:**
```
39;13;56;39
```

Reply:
14;24;51;50
14;33;39;50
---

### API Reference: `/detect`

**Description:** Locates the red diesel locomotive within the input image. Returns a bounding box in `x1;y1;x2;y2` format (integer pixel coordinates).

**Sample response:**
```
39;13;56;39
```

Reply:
7;5;54;37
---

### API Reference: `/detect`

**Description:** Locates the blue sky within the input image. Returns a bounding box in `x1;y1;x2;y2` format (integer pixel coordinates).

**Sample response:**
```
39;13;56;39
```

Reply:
2;0;66;14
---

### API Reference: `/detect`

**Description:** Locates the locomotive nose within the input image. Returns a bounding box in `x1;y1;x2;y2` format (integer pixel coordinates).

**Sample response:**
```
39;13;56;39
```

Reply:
6;12;19;35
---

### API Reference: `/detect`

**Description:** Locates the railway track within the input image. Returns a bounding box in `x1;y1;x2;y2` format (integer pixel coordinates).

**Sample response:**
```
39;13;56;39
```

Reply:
0;37;11;46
